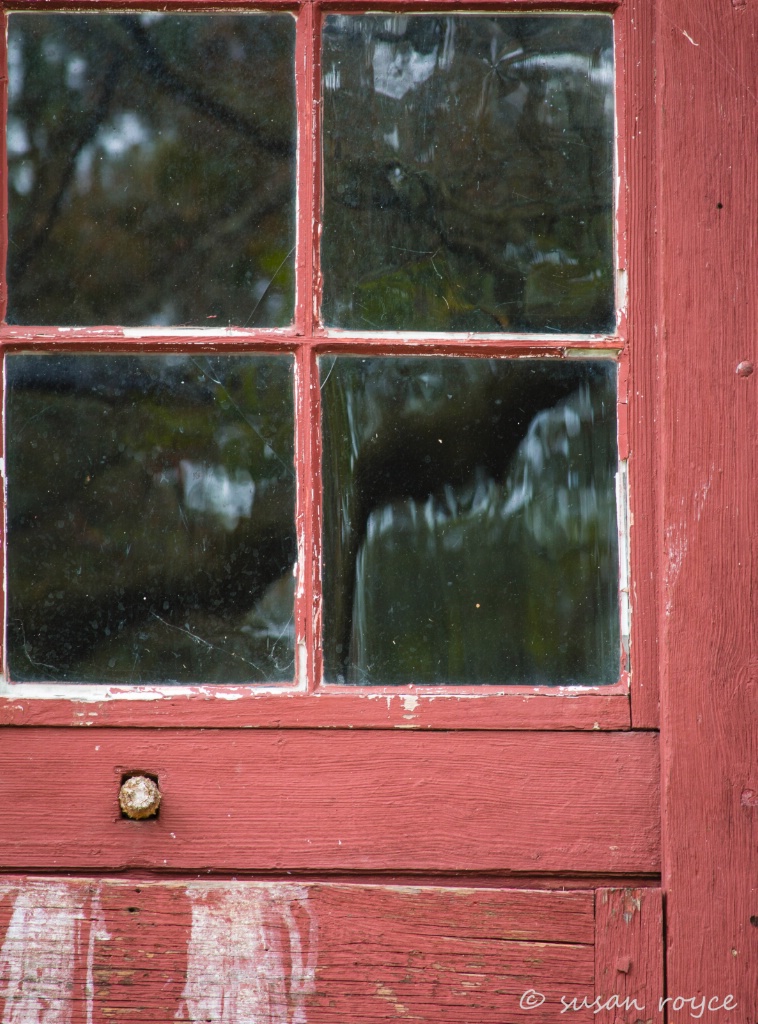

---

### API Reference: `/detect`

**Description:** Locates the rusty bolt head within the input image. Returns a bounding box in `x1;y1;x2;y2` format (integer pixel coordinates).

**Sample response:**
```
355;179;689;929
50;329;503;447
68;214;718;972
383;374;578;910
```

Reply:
119;775;161;820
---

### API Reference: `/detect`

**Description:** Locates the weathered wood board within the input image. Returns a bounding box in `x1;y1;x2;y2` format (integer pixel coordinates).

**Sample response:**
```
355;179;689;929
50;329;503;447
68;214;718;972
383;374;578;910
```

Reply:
0;879;661;1023
0;729;659;874
657;0;758;1013
595;887;664;1024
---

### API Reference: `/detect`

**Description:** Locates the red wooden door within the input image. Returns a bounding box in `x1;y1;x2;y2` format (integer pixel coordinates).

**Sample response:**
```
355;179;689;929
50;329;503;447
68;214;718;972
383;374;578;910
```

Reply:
0;0;755;1021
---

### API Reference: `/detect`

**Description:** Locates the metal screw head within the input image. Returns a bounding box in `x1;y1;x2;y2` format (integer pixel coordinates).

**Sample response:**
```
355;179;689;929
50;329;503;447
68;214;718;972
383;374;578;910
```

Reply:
119;775;161;820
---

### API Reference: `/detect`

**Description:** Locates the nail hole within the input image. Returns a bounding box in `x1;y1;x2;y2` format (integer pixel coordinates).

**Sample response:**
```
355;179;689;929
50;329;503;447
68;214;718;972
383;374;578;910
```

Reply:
717;202;723;209
750;915;758;927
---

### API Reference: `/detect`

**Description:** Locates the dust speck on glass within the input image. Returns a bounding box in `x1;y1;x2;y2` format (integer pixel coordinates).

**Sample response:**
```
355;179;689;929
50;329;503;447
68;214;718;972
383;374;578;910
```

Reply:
2;11;621;688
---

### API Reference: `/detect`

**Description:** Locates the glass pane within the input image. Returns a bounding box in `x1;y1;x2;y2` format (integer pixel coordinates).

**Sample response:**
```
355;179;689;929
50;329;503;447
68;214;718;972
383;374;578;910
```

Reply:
6;355;296;683
321;357;618;685
6;14;296;327
322;15;614;333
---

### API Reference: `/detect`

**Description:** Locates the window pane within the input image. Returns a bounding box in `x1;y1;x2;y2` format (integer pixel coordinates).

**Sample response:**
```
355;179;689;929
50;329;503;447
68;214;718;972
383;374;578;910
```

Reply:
6;355;296;683
321;357;619;685
322;15;614;333
6;14;296;327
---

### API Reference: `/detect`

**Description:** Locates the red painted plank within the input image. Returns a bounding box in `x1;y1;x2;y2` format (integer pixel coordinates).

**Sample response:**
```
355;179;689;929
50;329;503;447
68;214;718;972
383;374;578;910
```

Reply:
594;888;663;1023
0;879;599;1023
658;0;758;1014
0;729;659;873
314;884;596;944
0;688;630;730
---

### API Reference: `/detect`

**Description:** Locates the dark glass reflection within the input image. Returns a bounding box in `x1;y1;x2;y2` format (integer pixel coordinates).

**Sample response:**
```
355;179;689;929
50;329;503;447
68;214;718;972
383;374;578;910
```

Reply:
321;358;619;685
322;15;615;332
7;14;296;326
6;355;296;683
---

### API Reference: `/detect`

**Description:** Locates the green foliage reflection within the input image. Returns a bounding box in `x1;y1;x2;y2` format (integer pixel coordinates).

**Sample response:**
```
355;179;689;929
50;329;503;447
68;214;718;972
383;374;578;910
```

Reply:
6;356;296;683
7;14;296;326
322;15;615;332
322;357;619;685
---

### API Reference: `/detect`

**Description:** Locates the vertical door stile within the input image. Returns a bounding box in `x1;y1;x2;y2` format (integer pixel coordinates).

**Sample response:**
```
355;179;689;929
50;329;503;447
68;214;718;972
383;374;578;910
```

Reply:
658;0;758;1011
295;0;318;338
625;0;661;729
594;887;664;1023
295;342;321;692
295;0;319;691
307;343;325;690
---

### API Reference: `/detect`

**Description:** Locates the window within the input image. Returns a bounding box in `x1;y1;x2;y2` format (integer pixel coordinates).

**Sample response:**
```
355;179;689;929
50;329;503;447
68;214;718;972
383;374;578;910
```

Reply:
0;5;629;727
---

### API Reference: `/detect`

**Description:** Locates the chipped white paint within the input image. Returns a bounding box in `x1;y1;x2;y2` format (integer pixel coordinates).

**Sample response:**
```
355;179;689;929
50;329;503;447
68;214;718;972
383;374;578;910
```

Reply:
120;327;295;340
664;522;687;617
0;881;109;1024
176;884;317;1024
664;469;712;617
401;694;419;713
297;641;308;690
0;681;286;701
322;328;617;344
616;461;631;656
682;29;699;46
615;267;628;323
375;982;409;1016
565;347;619;361
694;469;713;524
85;890;110;1024
362;686;605;703
0;881;79;1023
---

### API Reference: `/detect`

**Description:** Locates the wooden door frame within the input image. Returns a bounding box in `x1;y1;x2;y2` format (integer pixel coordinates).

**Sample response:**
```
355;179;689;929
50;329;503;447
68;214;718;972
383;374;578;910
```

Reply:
0;0;633;733
0;0;755;1016
656;0;757;1013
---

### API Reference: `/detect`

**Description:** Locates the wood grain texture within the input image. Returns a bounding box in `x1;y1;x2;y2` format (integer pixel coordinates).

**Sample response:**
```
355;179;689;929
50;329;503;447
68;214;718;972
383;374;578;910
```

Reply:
0;688;630;729
0;878;603;1023
657;0;758;1014
0;729;659;873
595;888;663;1023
